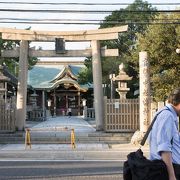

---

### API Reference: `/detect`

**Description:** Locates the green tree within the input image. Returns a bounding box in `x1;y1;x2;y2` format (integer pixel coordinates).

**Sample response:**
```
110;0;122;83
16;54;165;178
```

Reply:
130;13;180;101
0;29;38;76
78;57;93;84
78;0;157;98
0;36;18;74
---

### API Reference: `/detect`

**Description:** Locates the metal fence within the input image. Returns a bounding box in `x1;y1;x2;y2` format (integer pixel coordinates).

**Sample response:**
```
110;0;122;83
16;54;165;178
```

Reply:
0;99;16;132
104;97;139;132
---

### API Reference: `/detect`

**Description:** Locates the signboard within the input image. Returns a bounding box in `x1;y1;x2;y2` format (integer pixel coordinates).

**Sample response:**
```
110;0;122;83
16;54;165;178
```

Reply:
114;102;119;109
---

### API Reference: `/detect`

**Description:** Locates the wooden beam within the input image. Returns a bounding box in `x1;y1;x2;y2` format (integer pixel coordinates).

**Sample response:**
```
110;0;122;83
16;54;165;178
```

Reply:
1;48;119;57
2;32;119;41
30;50;91;57
36;61;85;65
0;25;128;41
0;25;127;36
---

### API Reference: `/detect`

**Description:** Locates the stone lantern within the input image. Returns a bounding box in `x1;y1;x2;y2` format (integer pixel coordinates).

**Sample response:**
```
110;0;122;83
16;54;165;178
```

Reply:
0;65;10;102
113;63;132;99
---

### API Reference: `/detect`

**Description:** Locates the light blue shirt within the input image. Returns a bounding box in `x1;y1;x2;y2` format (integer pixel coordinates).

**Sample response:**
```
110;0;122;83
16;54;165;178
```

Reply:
149;104;180;164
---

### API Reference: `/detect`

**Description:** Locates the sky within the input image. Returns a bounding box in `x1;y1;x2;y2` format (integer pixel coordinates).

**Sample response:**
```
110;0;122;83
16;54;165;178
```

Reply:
0;0;179;61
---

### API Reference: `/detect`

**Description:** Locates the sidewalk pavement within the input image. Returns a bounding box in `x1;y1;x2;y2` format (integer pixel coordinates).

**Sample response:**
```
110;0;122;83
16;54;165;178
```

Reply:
26;116;96;137
0;143;149;161
0;116;149;161
0;143;110;161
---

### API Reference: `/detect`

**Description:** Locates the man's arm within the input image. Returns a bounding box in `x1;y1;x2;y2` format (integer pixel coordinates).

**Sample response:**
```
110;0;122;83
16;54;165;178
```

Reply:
161;152;176;180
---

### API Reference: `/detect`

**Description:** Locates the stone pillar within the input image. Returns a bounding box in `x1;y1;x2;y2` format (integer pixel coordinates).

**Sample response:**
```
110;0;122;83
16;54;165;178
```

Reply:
53;89;56;117
83;106;87;119
42;90;46;120
4;81;7;104
139;51;151;132
66;95;68;112
158;101;164;111
131;51;151;145
91;40;104;131
16;40;29;131
78;91;81;116
109;74;115;100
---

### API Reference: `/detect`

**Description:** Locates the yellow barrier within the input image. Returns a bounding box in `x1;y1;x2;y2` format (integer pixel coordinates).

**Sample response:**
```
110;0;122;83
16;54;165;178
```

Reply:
71;128;76;149
25;128;31;149
25;127;76;149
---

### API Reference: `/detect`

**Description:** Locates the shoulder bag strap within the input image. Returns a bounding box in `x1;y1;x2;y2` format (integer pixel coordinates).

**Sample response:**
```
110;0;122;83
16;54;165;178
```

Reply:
140;107;170;146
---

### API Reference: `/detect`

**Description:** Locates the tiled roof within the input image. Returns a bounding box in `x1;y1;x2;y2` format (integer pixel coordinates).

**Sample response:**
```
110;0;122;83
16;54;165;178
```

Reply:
28;64;91;90
2;65;17;85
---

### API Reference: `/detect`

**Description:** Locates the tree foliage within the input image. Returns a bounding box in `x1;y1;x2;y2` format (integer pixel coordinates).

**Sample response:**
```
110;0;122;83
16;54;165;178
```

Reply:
0;29;38;76
78;57;93;84
130;13;180;101
78;0;157;98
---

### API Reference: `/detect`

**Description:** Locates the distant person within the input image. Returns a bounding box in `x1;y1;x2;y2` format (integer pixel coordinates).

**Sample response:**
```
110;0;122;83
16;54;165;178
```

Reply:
67;107;72;118
149;88;180;180
50;106;54;117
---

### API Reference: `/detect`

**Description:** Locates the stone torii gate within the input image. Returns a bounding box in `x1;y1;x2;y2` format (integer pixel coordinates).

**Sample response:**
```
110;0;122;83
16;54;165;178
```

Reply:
0;25;128;131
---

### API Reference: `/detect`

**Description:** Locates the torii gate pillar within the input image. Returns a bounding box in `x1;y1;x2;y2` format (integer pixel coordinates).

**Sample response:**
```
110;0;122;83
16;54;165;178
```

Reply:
91;40;104;131
16;40;29;130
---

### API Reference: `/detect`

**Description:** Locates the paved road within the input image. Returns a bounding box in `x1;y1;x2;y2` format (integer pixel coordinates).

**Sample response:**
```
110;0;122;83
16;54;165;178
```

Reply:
0;161;124;180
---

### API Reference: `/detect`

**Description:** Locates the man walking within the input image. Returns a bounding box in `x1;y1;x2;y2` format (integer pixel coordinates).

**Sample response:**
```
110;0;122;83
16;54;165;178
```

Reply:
149;88;180;180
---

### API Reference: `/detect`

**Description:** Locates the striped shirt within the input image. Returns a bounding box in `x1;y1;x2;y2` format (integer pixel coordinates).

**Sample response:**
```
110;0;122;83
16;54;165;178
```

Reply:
149;104;180;164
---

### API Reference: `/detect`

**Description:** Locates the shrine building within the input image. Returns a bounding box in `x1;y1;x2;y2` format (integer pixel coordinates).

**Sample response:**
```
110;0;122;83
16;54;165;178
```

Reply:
28;61;93;116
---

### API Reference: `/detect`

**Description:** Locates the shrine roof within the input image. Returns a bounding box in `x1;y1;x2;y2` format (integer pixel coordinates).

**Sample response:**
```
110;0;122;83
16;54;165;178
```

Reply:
28;64;92;90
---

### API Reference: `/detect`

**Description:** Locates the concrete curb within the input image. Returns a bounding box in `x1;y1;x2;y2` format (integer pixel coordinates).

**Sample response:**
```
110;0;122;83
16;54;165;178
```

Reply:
0;148;149;161
0;150;136;160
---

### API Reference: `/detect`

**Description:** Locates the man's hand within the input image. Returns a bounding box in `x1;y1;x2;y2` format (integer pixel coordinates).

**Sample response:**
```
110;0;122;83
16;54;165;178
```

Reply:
169;178;176;180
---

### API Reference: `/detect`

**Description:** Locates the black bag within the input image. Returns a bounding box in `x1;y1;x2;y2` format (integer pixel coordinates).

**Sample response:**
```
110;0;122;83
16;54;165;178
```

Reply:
123;149;168;180
123;108;170;180
173;163;180;180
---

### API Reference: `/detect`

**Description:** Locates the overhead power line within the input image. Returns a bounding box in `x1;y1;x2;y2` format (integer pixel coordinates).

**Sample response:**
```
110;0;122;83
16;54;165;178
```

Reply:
0;2;179;6
0;18;105;21
0;21;179;25
0;9;179;14
0;18;179;22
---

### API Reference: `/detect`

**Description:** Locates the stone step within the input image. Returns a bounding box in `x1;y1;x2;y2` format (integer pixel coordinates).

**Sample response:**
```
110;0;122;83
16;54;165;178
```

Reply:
0;132;24;137
0;148;149;161
0;132;132;144
0;138;24;144
31;139;129;144
0;135;130;140
0;137;130;144
31;135;129;141
88;132;133;138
